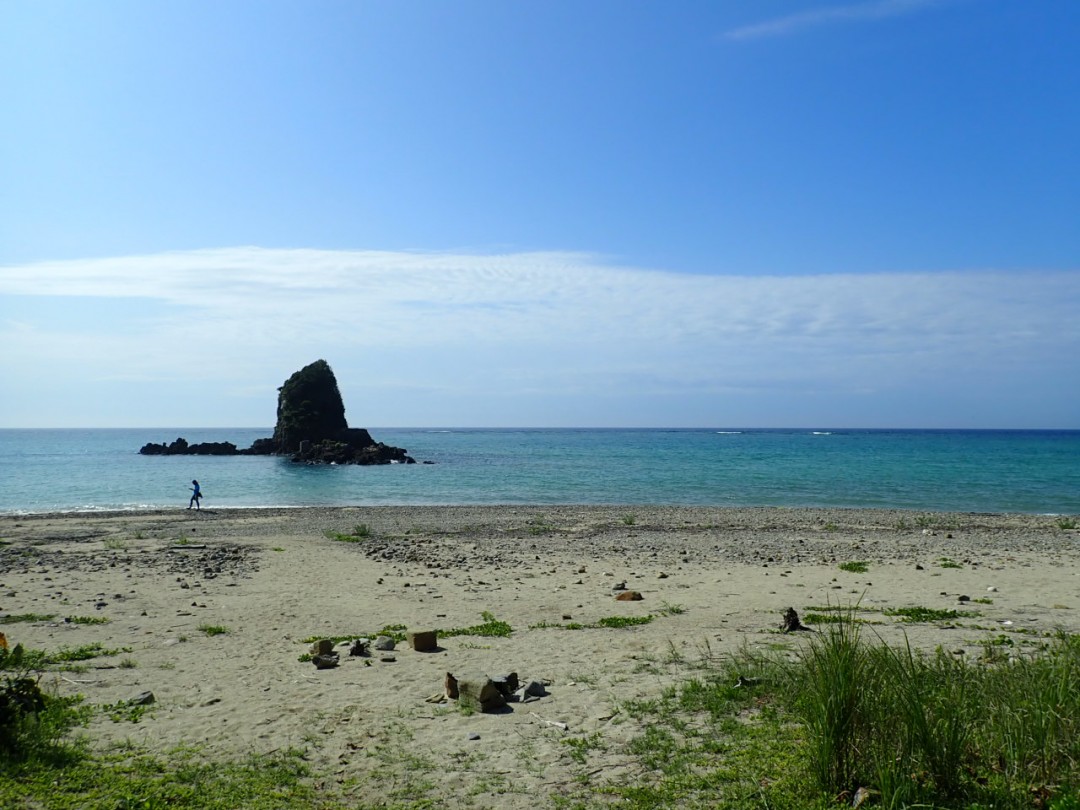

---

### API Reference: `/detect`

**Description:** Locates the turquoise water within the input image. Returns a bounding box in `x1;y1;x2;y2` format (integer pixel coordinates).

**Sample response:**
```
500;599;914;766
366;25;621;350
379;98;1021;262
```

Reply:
1;428;1078;514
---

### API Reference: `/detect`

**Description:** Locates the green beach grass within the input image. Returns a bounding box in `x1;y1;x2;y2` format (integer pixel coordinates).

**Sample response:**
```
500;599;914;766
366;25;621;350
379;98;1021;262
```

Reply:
5;615;1080;808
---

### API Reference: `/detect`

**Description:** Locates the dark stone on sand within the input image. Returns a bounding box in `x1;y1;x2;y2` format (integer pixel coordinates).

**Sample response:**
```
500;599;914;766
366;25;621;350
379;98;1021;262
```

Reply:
312;653;339;669
779;607;812;633
408;630;439;652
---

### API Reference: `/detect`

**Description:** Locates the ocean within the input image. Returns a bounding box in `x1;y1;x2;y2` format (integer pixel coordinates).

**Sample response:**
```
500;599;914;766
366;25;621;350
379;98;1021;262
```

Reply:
1;428;1078;515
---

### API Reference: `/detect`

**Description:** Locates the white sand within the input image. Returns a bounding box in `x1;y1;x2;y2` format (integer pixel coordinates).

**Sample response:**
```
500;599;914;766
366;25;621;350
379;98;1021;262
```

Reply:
2;506;1078;806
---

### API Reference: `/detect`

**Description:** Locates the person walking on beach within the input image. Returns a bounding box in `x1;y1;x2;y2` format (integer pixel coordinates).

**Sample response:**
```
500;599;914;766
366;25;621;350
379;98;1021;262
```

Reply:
188;479;202;510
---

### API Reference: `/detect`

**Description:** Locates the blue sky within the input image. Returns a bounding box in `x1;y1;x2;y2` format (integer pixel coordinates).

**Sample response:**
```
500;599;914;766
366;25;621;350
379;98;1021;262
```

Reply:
1;0;1077;428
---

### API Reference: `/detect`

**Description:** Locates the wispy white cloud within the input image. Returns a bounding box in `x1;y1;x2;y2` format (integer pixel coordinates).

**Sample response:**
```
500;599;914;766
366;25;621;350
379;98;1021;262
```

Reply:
1;247;1078;427
724;0;949;41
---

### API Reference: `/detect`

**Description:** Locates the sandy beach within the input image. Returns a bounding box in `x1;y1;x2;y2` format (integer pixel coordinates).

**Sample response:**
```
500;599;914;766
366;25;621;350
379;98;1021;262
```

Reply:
2;506;1078;806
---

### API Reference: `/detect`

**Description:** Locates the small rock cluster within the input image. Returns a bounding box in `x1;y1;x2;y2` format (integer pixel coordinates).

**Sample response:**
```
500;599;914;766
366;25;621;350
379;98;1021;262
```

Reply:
305;630;551;713
444;671;549;712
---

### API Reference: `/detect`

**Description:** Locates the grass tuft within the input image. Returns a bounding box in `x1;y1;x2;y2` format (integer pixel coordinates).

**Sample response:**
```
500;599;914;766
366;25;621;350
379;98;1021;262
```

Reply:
883;606;977;623
837;561;868;573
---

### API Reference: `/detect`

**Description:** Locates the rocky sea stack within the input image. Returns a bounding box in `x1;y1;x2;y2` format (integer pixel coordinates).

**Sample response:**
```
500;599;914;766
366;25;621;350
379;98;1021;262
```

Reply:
139;360;415;465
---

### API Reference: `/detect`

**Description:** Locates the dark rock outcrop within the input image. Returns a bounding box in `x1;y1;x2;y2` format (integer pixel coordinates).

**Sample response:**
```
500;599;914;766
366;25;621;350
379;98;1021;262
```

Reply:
139;438;239;456
138;360;415;465
271;360;350;453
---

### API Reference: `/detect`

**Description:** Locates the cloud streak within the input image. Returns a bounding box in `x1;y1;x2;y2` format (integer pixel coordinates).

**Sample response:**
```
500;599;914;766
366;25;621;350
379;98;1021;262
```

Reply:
2;247;1078;427
724;0;949;41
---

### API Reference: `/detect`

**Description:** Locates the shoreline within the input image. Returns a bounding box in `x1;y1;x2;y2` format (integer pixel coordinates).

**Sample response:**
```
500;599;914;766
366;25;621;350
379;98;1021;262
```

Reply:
2;505;1078;806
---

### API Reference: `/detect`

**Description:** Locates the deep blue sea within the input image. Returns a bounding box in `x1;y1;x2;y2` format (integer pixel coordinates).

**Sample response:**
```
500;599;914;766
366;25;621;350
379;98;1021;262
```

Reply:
1;428;1078;515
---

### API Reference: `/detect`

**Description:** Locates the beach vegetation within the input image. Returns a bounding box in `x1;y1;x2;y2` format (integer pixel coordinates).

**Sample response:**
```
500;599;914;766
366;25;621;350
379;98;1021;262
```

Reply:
802;611;873;625
656;601;686;616
531;615;654;630
442;611;512;638
197;624;230;636
101;698;149;723
0;613;56;625
526;515;555;535
563;731;607;765
298;615;510;657
837;560;868;573
0;742;328;809
597;615;653;629
565;618;1080;810
0;642;90;767
49;643;127;665
1058;517;1078;530
883;606;977;623
622;514;636;525
65;615;110;625
938;556;963;568
324;523;372;542
302;623;409;647
103;537;127;550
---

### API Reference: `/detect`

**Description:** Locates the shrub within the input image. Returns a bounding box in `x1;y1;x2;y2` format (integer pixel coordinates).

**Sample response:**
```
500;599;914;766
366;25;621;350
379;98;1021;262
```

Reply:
0;643;87;763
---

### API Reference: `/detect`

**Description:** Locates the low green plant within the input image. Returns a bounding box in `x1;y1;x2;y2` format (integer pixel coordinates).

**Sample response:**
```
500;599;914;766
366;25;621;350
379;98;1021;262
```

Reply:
0;744;325;807
302;623;408;646
622;514;636;526
101;698;149;723
608;615;1080;809
324;523;372;542
597;615;653;629
0;613;56;625
526;516;554;535
442;612;512;638
49;643;126;664
65;615;110;625
938;557;963;569
1058;517;1079;530
563;731;607;765
197;624;230;637
103;537;127;550
530;615;654;630
802;612;866;625
656;602;686;616
1;642;90;762
837;561;868;573
883;606;977;623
